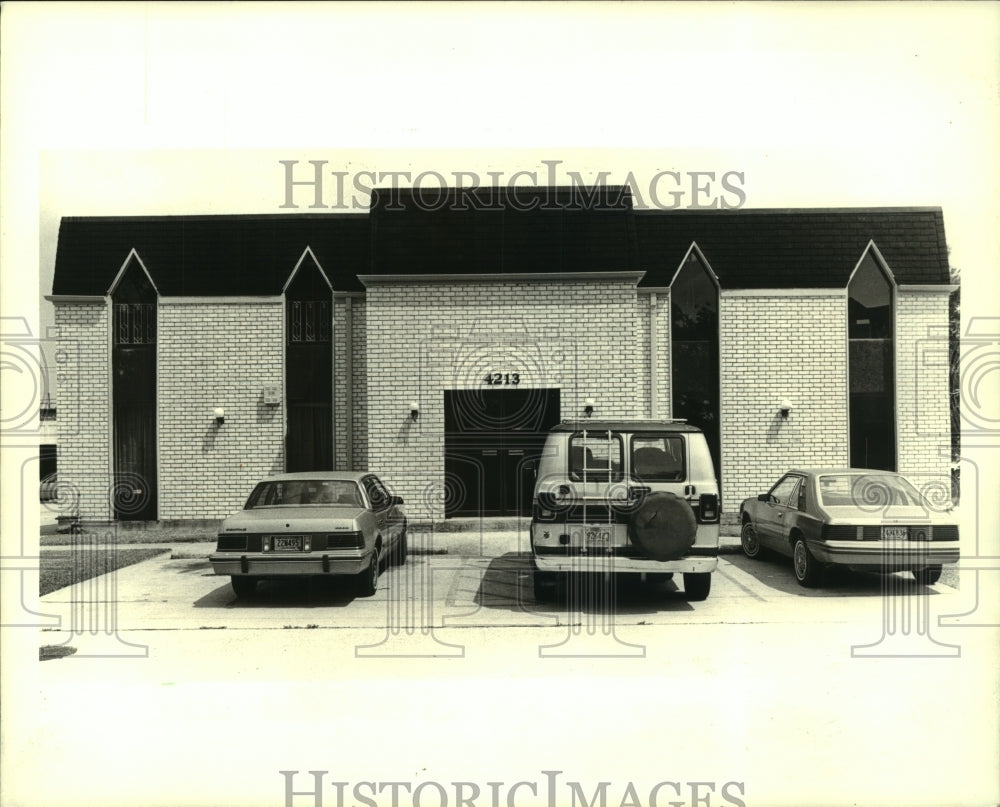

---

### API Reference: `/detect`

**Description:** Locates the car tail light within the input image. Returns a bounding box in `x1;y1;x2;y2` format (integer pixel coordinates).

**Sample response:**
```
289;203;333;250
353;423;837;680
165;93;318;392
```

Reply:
699;493;719;523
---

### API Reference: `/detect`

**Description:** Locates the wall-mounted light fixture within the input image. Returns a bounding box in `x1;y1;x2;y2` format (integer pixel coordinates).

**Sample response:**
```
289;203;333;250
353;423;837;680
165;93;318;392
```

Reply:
779;399;792;419
584;397;595;418
409;402;419;421
213;407;226;426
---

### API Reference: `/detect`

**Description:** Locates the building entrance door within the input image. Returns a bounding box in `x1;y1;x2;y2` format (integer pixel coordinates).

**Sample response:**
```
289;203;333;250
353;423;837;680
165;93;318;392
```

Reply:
443;388;560;517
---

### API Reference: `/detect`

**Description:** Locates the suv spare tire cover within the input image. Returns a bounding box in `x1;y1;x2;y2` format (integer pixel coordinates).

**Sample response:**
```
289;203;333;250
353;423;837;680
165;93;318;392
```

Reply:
629;491;697;561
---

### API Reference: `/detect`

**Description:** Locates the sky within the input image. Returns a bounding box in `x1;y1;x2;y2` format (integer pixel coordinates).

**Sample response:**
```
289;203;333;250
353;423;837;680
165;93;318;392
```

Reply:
3;3;999;806
19;3;997;375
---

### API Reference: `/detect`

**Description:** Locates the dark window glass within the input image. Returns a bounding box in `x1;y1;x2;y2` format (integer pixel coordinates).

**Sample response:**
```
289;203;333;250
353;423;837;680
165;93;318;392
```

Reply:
631;434;686;481
848;252;895;470
671;252;720;473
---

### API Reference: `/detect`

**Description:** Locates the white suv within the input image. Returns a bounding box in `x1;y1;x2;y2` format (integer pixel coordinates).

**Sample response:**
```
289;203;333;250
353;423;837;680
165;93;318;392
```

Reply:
530;420;720;600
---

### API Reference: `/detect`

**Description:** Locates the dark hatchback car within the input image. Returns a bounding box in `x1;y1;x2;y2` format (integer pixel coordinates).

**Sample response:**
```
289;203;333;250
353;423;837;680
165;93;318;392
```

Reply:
739;468;958;587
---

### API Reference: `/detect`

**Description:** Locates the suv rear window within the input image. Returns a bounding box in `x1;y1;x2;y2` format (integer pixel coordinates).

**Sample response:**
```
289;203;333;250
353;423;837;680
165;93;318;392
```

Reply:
631;434;686;481
569;432;623;482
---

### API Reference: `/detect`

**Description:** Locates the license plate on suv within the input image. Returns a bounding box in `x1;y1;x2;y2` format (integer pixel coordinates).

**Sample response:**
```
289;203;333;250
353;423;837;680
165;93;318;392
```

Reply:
272;535;304;551
881;527;908;541
586;527;610;545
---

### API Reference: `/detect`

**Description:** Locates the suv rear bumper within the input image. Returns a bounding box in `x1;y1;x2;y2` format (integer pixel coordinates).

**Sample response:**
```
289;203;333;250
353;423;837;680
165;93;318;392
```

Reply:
530;518;718;574
533;554;718;574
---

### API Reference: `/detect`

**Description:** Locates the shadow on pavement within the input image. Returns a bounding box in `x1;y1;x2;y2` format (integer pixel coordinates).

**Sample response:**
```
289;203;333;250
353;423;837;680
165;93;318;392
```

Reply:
472;552;697;615
194;576;361;609
725;551;946;598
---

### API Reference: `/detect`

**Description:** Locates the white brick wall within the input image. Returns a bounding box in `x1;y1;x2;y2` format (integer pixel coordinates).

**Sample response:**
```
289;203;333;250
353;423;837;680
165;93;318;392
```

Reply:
158;302;285;519
720;293;850;510
365;279;645;517
895;290;952;495
333;297;368;471
53;284;955;523
634;292;672;417
54;303;113;521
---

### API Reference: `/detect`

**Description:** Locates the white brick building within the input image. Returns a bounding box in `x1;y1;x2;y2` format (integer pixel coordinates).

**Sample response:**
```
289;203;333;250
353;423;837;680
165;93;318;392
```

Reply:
47;189;956;521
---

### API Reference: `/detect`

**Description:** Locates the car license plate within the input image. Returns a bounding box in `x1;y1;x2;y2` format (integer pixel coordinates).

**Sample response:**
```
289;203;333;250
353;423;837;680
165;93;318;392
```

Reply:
586;528;610;545
273;535;303;551
881;527;908;541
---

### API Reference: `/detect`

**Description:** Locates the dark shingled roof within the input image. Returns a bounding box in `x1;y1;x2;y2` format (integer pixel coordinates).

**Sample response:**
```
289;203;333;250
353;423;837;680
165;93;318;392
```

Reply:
51;201;951;297
51;214;369;296
369;185;638;276
635;208;950;287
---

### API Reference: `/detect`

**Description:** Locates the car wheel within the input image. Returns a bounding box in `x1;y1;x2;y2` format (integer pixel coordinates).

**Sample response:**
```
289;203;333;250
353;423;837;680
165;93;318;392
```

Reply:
912;565;943;586
740;520;763;559
230;576;258;598
683;572;711;601
792;538;823;587
356;545;380;597
392;523;408;566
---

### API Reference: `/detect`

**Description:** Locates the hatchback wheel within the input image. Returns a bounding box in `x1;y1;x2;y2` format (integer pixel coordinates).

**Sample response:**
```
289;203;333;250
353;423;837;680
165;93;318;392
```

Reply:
793;538;822;587
912;565;943;586
356;546;380;597
740;521;763;559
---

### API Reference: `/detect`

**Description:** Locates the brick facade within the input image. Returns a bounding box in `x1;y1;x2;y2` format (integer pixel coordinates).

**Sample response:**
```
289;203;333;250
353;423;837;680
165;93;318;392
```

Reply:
634;291;672;419
364;277;645;517
157;301;285;519
333;295;368;471
54;302;113;521
894;289;953;499
53;283;953;522
48;208;955;524
719;292;851;510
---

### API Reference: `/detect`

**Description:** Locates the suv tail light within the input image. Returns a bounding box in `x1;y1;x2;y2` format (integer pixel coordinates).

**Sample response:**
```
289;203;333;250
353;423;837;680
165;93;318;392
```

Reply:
698;493;719;523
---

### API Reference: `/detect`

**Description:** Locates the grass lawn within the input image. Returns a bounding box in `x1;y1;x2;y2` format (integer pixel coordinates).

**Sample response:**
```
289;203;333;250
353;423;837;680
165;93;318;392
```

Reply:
39;548;170;595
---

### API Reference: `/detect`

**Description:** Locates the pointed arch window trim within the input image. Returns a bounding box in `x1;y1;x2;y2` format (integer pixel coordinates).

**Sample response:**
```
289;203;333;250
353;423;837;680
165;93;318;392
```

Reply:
668;242;721;291
282;246;335;294
106;248;160;297
847;240;897;289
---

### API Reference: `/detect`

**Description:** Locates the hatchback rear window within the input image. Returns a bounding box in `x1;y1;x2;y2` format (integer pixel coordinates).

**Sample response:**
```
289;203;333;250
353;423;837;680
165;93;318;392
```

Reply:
631;434;686;481
818;474;925;507
569;432;623;482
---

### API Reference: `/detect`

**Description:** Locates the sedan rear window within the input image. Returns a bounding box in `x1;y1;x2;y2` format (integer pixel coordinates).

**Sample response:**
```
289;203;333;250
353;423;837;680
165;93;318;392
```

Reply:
818;474;925;507
245;480;363;508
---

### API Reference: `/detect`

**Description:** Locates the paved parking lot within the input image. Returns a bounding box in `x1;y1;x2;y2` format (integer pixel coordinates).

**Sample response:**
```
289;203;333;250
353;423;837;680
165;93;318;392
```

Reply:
13;542;996;807
34;541;972;647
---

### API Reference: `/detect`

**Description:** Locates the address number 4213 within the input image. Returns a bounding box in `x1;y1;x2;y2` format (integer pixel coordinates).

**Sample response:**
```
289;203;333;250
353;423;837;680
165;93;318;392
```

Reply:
483;373;520;385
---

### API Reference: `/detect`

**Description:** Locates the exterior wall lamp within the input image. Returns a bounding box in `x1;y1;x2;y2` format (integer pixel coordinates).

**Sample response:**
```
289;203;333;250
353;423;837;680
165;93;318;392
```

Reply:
409;402;419;421
213;407;226;425
779;400;792;419
584;397;595;418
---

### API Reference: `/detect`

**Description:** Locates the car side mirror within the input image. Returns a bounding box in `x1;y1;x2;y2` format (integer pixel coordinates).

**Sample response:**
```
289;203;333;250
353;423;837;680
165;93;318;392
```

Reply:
757;493;770;502
390;495;404;506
